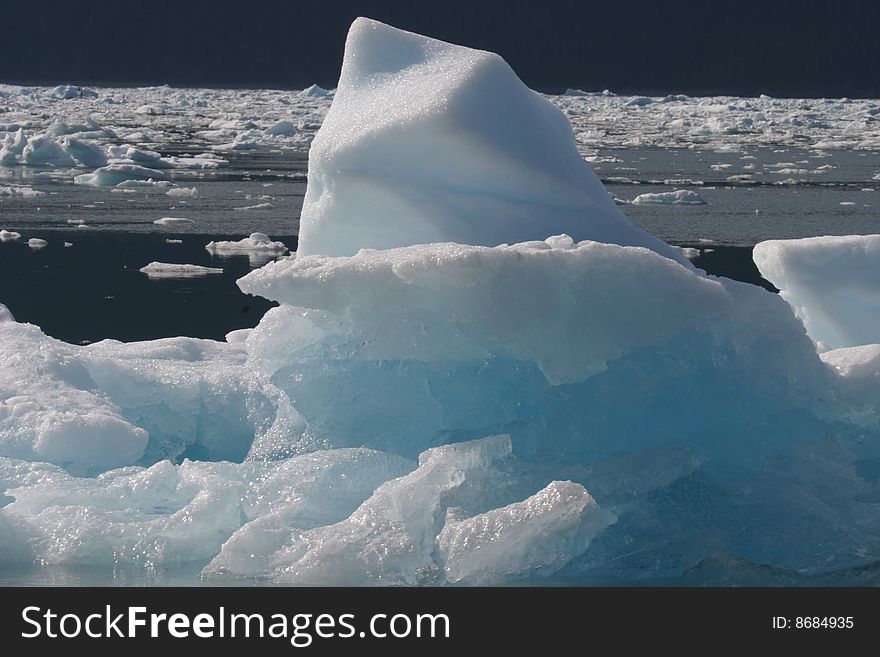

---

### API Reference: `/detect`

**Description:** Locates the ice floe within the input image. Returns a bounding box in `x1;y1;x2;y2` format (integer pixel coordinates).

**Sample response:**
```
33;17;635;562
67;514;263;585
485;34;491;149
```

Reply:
139;262;224;279
631;189;708;205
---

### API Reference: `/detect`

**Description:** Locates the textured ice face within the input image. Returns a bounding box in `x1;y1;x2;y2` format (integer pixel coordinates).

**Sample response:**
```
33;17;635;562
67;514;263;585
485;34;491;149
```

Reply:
239;235;829;472
754;235;880;350
0;322;278;472
204;435;612;585
296;18;684;264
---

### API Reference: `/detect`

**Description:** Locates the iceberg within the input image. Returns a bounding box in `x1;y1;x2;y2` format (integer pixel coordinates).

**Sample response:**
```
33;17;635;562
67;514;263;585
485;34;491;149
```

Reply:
296;18;684;264
75;164;170;187
754;235;880;350
21;135;75;167
206;233;288;267
0;185;44;198
2;19;880;585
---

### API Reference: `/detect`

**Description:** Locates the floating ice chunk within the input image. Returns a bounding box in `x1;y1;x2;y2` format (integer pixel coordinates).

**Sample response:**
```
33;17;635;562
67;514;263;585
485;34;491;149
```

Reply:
21;135;75;167
27;238;47;249
239;235;826;469
139;262;223;279
234;202;274;210
300;84;333;98
0;185;44;198
631;189;707;205
673;246;702;259
166;186;198;198
296;18;684;264
165;239;183;244
50;85;97;100
153;217;194;225
0;229;22;241
64;242;73;247
75;164;169;187
47;118;102;137
134;104;165;115
624;96;654;107
107;144;164;166
754;235;880;349
0;303;14;322
264;120;296;136
61;137;107;167
117;178;172;189
205;233;287;255
438;480;614;584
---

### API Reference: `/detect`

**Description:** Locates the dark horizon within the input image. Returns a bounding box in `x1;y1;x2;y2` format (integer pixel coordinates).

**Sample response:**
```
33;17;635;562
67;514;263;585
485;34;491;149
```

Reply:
3;0;880;98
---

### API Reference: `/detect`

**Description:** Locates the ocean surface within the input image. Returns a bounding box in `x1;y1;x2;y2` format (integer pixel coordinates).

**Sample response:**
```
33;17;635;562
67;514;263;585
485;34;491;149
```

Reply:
3;146;877;343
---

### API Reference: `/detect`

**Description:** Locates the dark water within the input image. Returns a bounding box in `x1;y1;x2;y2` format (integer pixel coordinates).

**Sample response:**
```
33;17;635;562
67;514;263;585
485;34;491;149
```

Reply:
0;231;293;344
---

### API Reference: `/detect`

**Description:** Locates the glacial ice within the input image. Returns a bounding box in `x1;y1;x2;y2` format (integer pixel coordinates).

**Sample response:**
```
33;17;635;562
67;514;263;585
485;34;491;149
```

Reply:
754;235;880;349
0;229;23;241
296;18;684;264
75;163;170;187
139;262;224;279
2;19;880;586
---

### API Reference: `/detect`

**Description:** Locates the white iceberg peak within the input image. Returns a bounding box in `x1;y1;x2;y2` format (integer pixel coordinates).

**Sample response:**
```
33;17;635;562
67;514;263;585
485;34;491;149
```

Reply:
297;17;685;264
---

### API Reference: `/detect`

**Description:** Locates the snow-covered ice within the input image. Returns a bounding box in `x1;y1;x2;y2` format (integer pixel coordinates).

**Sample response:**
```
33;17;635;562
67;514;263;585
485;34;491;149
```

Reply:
205;233;287;255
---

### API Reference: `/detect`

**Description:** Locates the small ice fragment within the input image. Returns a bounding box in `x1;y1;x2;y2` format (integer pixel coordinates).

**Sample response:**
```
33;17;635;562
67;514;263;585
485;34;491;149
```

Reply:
631;190;707;205
154;217;195;226
139;262;223;279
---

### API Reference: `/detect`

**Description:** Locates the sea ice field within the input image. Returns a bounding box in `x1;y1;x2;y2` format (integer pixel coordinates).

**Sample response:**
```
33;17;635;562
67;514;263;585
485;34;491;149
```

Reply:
1;18;880;586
